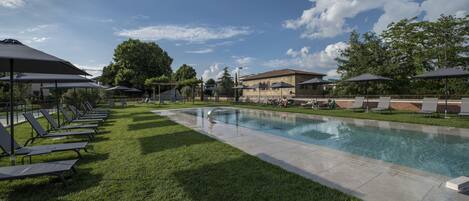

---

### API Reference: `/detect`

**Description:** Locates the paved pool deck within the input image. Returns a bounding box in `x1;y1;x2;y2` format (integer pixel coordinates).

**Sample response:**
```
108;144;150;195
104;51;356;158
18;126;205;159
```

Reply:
154;108;469;201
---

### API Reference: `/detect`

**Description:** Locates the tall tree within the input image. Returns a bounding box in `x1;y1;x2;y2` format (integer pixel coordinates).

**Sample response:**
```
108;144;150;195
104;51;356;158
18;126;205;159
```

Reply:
174;64;197;81
217;67;234;97
100;39;173;88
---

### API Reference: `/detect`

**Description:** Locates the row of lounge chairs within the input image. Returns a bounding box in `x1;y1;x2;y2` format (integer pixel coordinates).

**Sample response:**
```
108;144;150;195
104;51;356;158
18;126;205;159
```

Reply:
349;97;469;116
0;101;110;185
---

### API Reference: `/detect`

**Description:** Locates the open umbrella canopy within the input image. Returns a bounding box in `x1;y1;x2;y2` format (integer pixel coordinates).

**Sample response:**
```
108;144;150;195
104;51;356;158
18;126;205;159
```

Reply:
248;83;262;89
41;82;103;89
271;81;294;88
0;39;88;75
0;73;91;83
299;78;331;85
106;85;131;91
345;73;392;82
413;67;469;79
232;85;248;89
125;88;142;92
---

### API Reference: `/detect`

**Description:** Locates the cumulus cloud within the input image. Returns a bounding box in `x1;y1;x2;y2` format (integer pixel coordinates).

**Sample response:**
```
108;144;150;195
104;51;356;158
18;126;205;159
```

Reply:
233;56;255;67
285;0;469;38
0;0;24;8
420;0;469;20
185;48;213;54
263;42;349;72
116;25;251;43
202;63;225;81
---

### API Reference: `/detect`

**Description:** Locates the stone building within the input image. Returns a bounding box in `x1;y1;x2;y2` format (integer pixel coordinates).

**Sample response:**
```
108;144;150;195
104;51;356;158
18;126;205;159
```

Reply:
241;69;325;99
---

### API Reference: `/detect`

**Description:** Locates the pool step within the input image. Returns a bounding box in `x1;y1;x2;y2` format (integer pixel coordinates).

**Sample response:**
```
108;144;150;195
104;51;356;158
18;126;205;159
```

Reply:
446;176;469;192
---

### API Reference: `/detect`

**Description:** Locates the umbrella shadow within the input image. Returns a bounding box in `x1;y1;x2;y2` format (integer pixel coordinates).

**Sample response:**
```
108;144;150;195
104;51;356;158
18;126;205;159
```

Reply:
172;154;361;201
138;130;214;154
127;120;177;131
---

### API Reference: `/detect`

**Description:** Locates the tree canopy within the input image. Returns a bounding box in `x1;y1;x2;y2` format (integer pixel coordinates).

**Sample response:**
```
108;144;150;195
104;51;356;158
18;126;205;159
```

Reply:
336;15;469;95
174;64;197;81
100;39;173;88
216;67;234;97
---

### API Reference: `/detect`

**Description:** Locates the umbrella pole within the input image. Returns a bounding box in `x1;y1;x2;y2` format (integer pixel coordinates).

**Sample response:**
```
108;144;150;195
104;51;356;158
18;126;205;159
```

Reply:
9;59;15;165
366;81;369;112
55;81;60;125
445;78;448;118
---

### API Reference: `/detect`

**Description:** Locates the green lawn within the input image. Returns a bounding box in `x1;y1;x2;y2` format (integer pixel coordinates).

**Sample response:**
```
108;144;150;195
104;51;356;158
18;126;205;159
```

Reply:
227;103;469;129
0;103;358;201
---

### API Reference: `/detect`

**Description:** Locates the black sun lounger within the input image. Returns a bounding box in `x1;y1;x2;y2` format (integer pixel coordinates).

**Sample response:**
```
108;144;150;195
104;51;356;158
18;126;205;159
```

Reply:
61;108;103;125
40;109;99;132
83;102;109;115
23;113;95;146
69;105;107;120
0;159;78;186
85;101;109;113
0;123;88;163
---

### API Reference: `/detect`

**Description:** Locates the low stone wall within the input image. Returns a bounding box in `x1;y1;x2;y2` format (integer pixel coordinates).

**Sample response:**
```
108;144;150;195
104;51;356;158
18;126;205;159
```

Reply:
240;97;465;113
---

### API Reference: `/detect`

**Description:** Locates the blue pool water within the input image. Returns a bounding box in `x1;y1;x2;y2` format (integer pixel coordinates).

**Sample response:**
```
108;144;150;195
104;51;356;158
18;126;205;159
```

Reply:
182;108;469;177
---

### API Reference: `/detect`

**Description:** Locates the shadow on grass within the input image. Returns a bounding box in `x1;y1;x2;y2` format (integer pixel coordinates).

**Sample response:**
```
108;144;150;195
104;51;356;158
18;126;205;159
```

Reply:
132;114;164;122
172;154;361;201
127;120;177;131
4;168;103;201
138;130;214;154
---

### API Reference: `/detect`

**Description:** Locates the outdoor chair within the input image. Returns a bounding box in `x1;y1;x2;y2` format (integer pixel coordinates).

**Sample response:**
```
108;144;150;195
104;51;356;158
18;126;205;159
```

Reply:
459;98;469;116
419;98;438;116
85;101;109;113
68;105;107;120
82;103;109;116
60;108;104;125
23;112;95;146
349;97;365;111
371;97;391;112
0;159;78;186
40;109;99;133
0;123;88;163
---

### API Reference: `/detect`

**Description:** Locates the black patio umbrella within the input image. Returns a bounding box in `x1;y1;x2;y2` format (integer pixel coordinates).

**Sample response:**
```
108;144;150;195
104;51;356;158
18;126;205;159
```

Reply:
248;83;263;102
271;81;294;98
106;85;131;91
42;82;104;89
0;73;91;126
345;73;392;112
0;39;88;164
414;67;469;118
125;88;142;93
299;78;332;104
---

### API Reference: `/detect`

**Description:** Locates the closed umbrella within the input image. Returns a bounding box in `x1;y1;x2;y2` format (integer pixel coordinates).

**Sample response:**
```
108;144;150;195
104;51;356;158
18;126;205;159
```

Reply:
414;67;469;118
345;73;392;112
0;39;88;164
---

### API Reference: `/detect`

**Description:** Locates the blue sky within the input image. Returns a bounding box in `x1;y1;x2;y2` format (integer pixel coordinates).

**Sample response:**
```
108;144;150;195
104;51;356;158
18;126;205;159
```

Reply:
1;0;467;80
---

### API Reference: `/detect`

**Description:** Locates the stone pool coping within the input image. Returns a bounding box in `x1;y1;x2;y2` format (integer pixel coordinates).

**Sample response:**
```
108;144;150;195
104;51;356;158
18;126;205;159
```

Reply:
153;107;469;201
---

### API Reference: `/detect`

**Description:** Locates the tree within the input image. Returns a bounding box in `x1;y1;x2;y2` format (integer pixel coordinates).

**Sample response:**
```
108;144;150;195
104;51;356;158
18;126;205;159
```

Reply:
204;78;216;96
100;39;173;88
174;64;197;81
217;67;234;97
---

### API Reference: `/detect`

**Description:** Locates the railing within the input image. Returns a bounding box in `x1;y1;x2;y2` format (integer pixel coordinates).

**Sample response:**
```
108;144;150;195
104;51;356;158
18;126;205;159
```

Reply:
0;100;57;126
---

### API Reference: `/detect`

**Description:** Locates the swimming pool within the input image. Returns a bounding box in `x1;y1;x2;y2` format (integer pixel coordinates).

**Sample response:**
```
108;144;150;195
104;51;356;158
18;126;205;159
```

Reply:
180;107;469;178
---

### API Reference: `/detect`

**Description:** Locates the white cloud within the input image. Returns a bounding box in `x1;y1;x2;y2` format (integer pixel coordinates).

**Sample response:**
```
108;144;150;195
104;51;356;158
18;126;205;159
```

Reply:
202;63;225;81
372;1;421;33
325;69;340;79
20;24;57;34
284;0;384;38
263;41;349;73
75;64;106;78
233;56;255;67
185;48;213;54
420;0;469;21
285;0;469;38
30;37;49;43
116;25;251;43
0;0;24;8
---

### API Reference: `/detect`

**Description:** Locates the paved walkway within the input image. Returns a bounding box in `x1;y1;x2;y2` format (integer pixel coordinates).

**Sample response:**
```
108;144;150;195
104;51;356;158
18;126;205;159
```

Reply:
155;108;469;201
